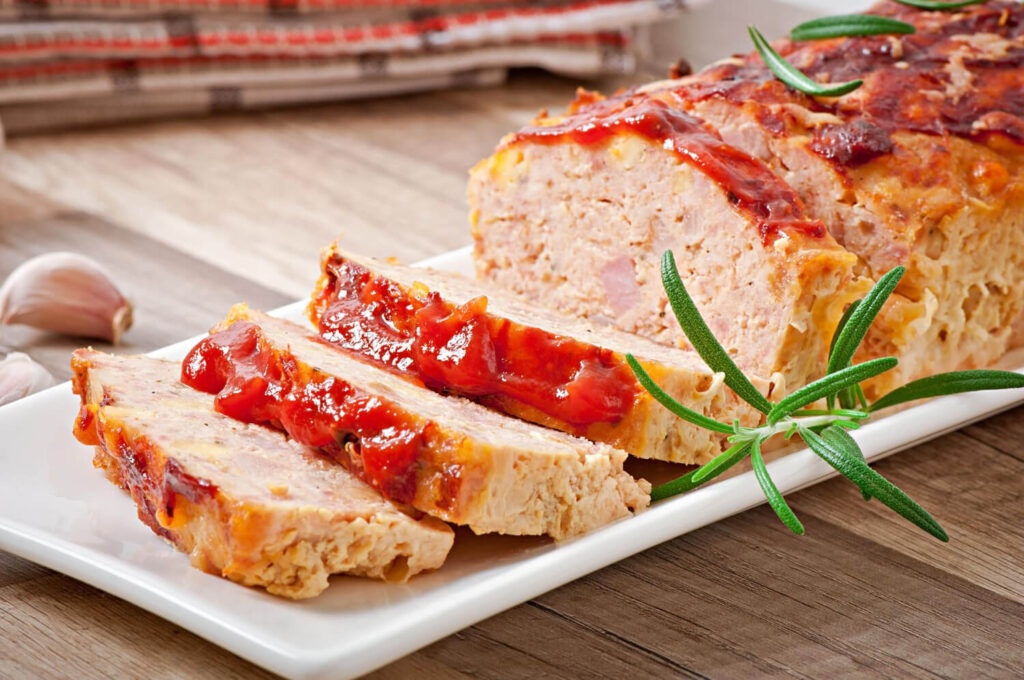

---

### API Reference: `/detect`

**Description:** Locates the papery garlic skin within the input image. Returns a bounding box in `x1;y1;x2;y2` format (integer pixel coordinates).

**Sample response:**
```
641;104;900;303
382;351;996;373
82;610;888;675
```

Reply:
0;252;133;343
0;352;56;407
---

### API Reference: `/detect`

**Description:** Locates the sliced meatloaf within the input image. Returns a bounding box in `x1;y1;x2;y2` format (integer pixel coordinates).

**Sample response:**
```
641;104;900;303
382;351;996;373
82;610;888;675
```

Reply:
306;244;764;464
469;88;867;395
182;304;650;539
632;0;1024;394
72;350;454;599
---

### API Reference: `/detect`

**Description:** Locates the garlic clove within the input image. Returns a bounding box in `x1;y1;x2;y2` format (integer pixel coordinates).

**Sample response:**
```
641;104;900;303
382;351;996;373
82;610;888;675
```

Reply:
0;252;133;344
0;352;56;407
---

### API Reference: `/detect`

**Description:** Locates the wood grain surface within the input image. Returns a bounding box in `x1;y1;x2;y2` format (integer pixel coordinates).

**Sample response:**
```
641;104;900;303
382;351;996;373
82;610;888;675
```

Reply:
0;71;1022;680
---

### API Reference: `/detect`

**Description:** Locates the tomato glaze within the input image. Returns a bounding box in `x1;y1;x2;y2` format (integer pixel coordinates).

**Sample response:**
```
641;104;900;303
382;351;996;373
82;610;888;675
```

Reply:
667;1;1024;165
73;406;217;538
180;321;425;502
309;258;639;428
511;97;825;247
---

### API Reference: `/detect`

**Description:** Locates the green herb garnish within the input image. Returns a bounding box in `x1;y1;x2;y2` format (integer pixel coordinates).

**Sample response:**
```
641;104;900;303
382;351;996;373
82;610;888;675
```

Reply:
748;25;864;97
629;251;1024;539
791;15;916;41
892;0;988;10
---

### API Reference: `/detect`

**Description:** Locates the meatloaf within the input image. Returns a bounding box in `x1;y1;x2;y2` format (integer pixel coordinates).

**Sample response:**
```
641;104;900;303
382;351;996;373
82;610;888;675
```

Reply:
471;0;1024;397
72;350;454;599
307;244;763;464
182;304;650;539
469;86;867;395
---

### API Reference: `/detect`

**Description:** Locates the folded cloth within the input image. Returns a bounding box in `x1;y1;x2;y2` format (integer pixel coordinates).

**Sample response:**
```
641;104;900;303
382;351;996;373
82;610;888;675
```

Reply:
0;0;573;19
0;0;678;60
0;0;696;130
0;30;636;102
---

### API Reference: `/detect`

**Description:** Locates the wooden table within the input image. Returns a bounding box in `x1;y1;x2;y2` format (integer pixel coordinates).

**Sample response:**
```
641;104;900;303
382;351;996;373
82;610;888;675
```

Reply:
1;71;1022;680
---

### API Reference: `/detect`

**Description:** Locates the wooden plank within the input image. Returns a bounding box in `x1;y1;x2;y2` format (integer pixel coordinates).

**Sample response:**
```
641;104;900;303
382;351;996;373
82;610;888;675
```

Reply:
370;596;701;680
0;551;50;589
0;571;279;680
963;406;1024;464
503;506;1024;679
789;422;1024;604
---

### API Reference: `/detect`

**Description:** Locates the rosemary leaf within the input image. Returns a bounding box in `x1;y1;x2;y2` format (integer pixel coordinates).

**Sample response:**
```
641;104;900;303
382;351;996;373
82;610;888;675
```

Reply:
869;370;1024;412
788;408;869;418
791;14;916;41
893;0;988;10
767;357;897;425
748;25;863;97
829;300;862;358
690;440;755;486
801;426;948;541
661;251;773;414
650;469;700;501
820;426;872;501
651;440;752;499
750;437;805;534
827;267;905;376
828;299;861;409
854;383;870;410
837;386;859;411
626;354;734;434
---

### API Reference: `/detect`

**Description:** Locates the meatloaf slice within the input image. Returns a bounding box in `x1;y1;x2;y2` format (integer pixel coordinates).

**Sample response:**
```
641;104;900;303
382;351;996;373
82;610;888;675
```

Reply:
71;350;454;599
647;0;1024;394
182;305;650;539
469;91;867;395
306;244;764;464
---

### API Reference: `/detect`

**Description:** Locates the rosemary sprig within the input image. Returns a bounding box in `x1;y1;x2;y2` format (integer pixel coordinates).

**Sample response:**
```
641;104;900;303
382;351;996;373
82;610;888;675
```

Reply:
892;0;988;10
751;436;805;535
791;15;916;41
631;250;1024;539
661;252;772;414
748;25;864;97
870;370;1024;412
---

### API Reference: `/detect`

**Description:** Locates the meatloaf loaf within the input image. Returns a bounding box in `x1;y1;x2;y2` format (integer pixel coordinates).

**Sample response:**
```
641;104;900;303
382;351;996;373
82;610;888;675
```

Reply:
307;244;763;464
471;0;1024;397
72;350;454;599
182;305;650;539
469;86;867;395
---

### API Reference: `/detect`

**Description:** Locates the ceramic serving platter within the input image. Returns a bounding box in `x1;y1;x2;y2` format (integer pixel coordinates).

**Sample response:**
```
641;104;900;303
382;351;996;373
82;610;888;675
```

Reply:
2;247;1022;680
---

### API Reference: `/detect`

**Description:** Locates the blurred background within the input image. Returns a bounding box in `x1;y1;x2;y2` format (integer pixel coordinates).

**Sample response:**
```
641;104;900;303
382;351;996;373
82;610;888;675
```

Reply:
0;0;873;134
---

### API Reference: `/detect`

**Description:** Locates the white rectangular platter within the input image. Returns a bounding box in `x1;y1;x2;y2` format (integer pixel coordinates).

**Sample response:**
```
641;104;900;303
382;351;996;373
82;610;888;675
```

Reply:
2;246;1023;679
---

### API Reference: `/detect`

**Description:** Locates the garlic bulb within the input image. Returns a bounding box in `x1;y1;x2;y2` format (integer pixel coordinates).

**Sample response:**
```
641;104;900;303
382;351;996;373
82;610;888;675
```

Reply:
0;352;56;406
0;252;133;343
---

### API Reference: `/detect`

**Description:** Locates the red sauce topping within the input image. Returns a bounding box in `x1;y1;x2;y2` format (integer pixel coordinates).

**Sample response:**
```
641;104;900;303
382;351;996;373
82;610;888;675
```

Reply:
73;404;97;445
512;96;825;246
181;321;427;503
116;438;175;541
163;458;219;516
669;1;1024;165
311;258;640;427
75;393;219;537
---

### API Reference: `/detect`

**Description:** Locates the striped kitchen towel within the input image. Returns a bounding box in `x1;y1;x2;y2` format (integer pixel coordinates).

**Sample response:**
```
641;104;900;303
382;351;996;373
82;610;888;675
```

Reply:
0;0;699;132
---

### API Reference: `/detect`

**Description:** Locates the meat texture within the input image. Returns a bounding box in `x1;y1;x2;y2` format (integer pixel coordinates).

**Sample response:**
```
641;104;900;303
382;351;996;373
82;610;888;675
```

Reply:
472;0;1024;397
307;244;764;464
184;305;650;539
71;350;454;599
470;83;867;396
